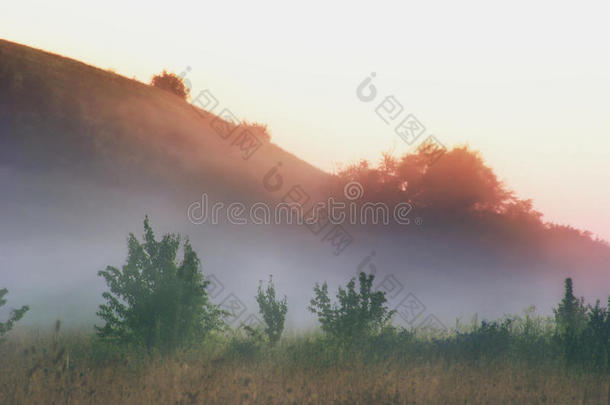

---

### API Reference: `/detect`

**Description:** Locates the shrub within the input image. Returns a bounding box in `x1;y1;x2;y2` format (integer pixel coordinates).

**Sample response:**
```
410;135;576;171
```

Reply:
95;216;225;352
241;121;271;142
553;278;589;366
225;331;264;361
308;272;395;343
253;276;287;345
552;278;609;371
150;70;190;100
553;278;587;335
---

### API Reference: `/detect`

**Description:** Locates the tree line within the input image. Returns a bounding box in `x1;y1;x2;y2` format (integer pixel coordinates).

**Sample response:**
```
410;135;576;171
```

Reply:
2;218;609;371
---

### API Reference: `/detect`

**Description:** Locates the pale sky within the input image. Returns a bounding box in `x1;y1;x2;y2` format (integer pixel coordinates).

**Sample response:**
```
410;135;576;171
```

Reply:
2;0;609;240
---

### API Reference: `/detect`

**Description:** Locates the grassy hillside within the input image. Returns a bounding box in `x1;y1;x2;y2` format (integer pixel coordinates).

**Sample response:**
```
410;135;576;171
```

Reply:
0;39;330;202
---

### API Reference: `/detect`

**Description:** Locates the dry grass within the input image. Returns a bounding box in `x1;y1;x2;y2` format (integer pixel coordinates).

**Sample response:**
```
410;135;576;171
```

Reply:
1;331;608;405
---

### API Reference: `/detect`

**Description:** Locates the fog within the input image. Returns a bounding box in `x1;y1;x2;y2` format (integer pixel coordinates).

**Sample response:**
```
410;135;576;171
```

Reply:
2;166;606;334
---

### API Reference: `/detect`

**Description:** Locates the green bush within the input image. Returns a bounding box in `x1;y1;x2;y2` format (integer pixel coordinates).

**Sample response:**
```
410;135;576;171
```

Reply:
308;272;395;344
253;276;287;345
553;278;609;371
95;216;226;352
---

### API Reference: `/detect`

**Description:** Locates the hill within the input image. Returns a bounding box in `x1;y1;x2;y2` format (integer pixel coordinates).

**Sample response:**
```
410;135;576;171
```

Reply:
0;39;608;328
0;39;330;201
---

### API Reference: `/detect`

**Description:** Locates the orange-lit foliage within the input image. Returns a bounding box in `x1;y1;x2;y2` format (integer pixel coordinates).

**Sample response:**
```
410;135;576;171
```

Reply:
150;70;190;100
333;144;610;265
333;143;556;245
337;145;525;214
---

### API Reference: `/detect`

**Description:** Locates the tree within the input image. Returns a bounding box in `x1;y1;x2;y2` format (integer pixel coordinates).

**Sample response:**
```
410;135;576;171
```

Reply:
582;299;609;370
308;272;395;342
95;216;225;352
334;146;527;219
253;276;287;345
150;70;190;100
553;277;588;365
0;288;29;342
553;278;587;335
402;146;513;214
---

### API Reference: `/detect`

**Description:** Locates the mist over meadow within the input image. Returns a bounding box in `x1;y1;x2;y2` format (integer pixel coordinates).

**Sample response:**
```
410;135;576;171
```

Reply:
1;38;608;334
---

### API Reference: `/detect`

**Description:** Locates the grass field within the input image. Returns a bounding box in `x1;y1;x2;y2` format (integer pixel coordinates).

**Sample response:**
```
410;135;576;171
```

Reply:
2;325;608;405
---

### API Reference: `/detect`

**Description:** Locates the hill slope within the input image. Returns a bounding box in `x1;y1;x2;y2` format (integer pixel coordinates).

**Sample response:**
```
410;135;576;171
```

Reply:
0;39;330;201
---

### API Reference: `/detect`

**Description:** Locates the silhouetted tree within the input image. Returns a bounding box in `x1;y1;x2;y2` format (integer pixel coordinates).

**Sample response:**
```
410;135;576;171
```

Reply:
336;146;523;216
150;70;190;100
554;278;587;335
553;278;588;365
96;217;225;352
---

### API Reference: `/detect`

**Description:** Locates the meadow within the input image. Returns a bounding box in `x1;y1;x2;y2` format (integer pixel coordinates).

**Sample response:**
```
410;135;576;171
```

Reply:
1;315;608;405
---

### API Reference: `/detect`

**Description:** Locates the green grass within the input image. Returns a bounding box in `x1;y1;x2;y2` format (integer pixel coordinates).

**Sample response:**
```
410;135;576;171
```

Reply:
1;316;608;404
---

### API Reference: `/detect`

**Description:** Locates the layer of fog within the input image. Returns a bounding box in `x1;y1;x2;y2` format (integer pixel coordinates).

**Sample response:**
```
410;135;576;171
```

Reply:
1;167;606;333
